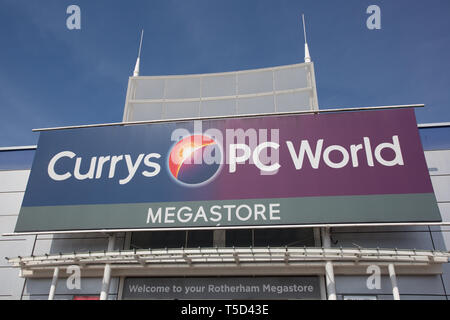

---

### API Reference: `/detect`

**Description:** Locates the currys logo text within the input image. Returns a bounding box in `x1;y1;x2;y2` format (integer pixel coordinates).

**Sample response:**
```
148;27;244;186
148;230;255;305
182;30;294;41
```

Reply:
47;129;404;186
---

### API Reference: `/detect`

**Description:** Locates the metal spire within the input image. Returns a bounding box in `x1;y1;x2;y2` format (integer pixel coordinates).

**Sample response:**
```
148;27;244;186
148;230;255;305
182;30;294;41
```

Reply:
133;29;144;77
302;14;311;63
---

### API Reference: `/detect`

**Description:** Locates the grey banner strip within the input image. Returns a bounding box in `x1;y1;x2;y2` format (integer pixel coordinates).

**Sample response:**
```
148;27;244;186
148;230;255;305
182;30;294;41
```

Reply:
123;277;321;300
15;193;441;233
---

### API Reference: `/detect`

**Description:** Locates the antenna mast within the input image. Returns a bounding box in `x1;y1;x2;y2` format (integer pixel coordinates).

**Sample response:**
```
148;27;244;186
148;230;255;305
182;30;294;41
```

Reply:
133;29;144;77
302;14;311;63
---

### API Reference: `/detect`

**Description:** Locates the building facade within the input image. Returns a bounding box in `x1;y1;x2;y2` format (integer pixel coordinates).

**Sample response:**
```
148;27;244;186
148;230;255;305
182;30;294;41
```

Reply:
0;62;449;300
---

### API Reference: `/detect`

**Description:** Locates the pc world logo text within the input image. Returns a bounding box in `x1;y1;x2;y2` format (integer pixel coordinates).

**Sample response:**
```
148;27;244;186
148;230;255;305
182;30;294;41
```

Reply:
47;121;404;186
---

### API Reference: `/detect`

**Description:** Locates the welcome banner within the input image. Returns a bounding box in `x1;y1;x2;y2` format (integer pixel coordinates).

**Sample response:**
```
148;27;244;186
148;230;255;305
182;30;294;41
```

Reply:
15;108;441;232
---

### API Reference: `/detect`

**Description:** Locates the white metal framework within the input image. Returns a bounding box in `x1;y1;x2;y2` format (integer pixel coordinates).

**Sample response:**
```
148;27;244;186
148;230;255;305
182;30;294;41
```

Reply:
123;62;319;122
7;245;449;299
7;246;449;278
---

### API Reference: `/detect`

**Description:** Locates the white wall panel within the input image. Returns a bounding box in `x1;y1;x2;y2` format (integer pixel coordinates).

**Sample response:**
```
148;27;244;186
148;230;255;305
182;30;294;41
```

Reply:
430;176;450;202
0;168;34;299
0;240;34;267
0;215;19;238
0;267;25;298
425;150;450;175
0;192;24;216
0;171;29;192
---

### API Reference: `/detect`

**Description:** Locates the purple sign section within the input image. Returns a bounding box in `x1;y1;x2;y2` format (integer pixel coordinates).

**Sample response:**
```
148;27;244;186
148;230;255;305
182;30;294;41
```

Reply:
209;108;433;200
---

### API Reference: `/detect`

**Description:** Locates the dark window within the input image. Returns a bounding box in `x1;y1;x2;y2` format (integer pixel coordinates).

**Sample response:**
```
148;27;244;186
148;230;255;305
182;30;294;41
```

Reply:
131;231;186;249
186;230;214;247
253;228;315;247
130;228;315;249
225;229;252;247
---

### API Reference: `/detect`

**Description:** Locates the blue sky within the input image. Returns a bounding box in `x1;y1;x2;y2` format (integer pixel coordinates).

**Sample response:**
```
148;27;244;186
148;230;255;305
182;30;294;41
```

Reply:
1;0;449;147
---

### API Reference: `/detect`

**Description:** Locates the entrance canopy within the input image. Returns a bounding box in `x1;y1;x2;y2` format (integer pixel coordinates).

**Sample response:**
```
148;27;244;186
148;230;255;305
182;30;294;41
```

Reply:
6;246;449;278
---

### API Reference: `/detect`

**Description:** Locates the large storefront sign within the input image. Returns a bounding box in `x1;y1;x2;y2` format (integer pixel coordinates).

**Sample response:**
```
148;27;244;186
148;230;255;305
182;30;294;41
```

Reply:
15;108;441;232
122;277;321;300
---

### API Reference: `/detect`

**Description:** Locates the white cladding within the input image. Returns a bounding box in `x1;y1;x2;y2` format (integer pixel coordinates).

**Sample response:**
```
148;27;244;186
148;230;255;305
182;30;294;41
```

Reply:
0;169;124;299
0;170;30;299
